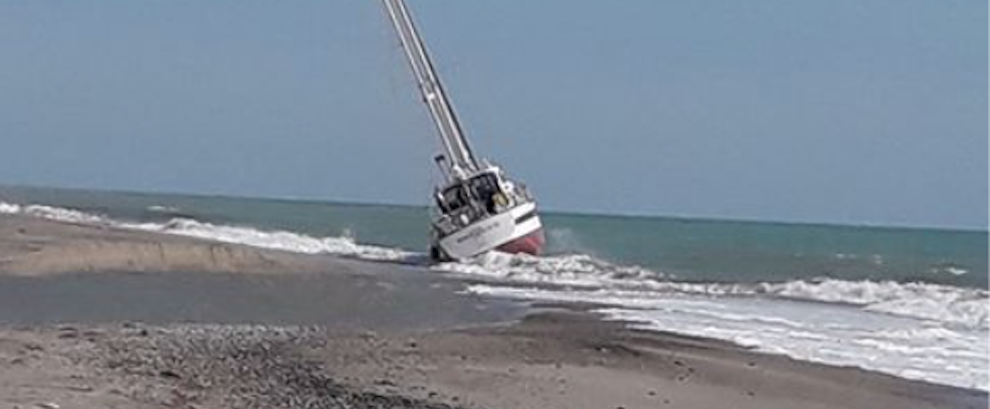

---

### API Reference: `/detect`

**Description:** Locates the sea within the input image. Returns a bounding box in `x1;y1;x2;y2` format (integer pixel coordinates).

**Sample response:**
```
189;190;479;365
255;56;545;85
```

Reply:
0;184;986;391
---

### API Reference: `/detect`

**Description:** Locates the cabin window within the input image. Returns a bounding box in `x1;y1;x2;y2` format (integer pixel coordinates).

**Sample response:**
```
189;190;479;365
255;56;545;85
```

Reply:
469;173;500;214
441;185;469;213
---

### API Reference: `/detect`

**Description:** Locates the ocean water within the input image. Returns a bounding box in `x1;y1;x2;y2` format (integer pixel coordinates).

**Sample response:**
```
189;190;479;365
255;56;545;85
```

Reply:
1;184;987;390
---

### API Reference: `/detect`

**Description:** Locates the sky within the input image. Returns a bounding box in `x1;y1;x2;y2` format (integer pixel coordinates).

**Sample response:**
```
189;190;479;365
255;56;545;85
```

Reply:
0;0;986;229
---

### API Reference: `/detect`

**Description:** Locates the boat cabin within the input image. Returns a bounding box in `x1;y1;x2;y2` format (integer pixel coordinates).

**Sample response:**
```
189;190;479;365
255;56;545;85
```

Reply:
433;168;514;233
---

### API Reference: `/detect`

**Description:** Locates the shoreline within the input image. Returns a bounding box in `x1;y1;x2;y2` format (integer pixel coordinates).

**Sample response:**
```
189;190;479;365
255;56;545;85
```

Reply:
0;213;985;408
0;213;339;276
2;313;983;409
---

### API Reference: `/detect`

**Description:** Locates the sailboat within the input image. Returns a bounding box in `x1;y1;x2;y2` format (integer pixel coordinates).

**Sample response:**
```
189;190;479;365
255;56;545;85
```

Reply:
382;0;545;261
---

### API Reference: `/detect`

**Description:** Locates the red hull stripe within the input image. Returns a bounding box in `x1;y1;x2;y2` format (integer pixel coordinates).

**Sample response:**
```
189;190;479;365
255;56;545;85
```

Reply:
496;228;545;256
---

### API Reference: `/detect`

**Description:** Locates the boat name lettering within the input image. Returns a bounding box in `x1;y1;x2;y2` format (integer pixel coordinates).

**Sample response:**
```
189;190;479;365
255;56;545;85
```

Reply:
456;221;501;244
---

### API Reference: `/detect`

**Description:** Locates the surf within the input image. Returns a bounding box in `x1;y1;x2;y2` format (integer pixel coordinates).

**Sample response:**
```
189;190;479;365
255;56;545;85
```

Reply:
1;199;986;390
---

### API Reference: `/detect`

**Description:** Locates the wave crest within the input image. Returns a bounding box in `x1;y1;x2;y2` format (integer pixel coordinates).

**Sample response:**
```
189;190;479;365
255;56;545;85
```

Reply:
1;202;107;224
435;252;666;287
438;250;988;329
129;218;414;262
2;200;986;329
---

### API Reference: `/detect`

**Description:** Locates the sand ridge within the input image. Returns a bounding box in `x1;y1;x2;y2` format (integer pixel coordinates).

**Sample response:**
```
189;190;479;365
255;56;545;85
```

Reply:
0;214;985;409
0;214;339;275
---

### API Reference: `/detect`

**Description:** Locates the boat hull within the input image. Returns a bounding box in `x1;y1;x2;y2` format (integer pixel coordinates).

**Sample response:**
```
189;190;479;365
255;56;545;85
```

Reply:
435;201;543;260
496;227;544;256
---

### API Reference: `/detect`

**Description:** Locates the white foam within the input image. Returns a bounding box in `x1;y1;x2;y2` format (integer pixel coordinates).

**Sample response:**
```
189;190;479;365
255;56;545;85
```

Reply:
437;250;988;330
761;279;989;329
5;200;985;329
0;201;411;262
122;218;413;262
0;202;21;214
762;280;989;330
448;250;988;390
147;205;182;213
3;200;987;390
468;284;989;391
434;252;667;288
2;203;109;225
944;266;969;276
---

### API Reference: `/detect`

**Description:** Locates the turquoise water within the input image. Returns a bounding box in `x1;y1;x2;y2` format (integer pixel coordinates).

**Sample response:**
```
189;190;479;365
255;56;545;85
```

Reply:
1;184;985;289
2;184;988;390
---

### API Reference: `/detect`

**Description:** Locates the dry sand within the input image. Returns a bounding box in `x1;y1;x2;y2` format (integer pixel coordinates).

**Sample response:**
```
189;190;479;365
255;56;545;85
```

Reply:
0;214;333;275
0;214;984;409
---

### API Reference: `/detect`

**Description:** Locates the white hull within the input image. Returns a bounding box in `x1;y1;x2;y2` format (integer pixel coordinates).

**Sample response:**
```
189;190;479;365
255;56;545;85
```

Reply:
436;201;542;260
383;0;544;262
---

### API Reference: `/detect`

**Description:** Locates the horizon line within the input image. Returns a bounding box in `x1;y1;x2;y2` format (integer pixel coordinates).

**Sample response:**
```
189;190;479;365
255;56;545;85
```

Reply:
1;182;986;234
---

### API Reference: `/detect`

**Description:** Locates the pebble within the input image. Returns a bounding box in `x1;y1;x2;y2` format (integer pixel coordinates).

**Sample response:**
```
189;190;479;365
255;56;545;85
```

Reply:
87;325;461;409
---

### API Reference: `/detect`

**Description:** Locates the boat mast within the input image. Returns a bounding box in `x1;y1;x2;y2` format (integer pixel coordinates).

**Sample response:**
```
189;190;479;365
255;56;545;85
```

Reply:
382;0;479;178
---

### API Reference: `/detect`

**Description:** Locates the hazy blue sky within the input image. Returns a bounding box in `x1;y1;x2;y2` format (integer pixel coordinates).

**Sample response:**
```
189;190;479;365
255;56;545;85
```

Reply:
0;1;985;229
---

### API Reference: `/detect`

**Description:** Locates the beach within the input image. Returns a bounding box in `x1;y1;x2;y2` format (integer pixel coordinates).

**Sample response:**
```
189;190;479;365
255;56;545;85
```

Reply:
0;213;984;409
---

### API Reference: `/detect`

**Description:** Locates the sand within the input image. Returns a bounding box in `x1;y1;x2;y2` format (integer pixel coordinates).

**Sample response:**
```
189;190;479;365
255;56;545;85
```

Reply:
0;214;984;409
0;214;333;275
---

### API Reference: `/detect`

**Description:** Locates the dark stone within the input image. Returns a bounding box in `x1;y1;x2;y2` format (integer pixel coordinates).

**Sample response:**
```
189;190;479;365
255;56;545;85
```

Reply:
159;369;182;379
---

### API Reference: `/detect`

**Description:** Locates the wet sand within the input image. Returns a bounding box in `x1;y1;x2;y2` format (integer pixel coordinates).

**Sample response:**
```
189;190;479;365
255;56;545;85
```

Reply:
0;214;985;409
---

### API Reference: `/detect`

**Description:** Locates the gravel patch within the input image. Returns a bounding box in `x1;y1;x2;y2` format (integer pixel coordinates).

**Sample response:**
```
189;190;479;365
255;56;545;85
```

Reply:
84;324;466;409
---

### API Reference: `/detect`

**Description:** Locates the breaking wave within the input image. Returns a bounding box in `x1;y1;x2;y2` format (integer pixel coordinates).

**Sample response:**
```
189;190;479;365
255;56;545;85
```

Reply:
2;201;988;389
437;251;988;330
1;201;985;330
146;205;181;213
0;201;412;261
434;252;668;288
123;218;415;262
764;279;988;329
467;284;988;391
1;202;107;225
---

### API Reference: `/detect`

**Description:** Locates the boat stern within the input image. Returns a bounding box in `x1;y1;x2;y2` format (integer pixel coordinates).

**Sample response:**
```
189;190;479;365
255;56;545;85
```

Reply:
496;226;545;256
436;201;544;260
